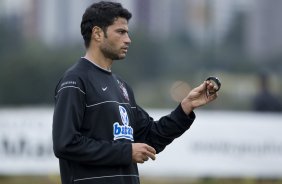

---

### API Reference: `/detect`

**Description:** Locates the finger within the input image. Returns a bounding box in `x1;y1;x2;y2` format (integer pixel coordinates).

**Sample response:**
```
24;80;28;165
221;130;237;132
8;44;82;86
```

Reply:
145;150;156;160
207;79;220;92
207;92;218;101
206;82;219;96
143;156;149;161
206;77;221;92
207;82;215;90
145;145;156;154
192;82;207;93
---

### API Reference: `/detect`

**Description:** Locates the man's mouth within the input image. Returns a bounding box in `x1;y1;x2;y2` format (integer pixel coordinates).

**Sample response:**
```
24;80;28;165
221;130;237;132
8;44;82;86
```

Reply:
121;47;128;53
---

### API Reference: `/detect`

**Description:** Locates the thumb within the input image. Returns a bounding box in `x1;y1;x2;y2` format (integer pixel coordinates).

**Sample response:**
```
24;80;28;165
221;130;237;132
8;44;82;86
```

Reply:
192;81;207;93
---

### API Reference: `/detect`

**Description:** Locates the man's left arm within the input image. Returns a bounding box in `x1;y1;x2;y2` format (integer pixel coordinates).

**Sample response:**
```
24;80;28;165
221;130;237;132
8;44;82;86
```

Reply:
133;80;218;153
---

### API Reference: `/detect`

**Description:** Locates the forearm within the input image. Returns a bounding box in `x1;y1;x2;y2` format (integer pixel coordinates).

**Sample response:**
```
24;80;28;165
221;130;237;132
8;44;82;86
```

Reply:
53;132;132;166
134;105;195;153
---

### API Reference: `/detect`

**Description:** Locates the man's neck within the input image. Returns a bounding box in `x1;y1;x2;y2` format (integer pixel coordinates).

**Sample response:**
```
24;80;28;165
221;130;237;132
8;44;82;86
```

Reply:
84;50;113;71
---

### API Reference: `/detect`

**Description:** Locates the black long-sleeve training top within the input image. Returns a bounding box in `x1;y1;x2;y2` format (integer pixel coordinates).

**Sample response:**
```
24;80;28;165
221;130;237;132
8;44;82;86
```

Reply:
52;58;196;184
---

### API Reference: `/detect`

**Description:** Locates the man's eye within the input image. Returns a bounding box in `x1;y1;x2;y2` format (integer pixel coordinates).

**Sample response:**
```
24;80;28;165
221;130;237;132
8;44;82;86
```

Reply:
118;30;126;34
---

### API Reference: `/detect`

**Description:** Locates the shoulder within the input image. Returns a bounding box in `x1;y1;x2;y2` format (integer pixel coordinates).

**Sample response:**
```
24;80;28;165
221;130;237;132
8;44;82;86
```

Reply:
55;74;86;96
55;60;88;95
65;59;89;78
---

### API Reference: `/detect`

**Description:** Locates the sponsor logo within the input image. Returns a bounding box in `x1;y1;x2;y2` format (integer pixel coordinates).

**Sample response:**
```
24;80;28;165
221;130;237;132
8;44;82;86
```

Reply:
102;87;108;91
113;106;134;141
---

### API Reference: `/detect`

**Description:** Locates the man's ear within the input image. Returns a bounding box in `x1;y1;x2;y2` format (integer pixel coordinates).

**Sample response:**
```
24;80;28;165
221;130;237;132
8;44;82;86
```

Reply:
92;26;104;42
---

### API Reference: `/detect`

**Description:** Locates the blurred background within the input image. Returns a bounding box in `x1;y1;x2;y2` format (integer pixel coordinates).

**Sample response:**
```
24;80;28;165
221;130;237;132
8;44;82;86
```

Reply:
0;0;282;184
0;0;282;110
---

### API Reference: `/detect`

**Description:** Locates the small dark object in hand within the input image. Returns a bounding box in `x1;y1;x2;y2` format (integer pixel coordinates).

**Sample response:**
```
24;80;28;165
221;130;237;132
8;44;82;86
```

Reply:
206;76;221;94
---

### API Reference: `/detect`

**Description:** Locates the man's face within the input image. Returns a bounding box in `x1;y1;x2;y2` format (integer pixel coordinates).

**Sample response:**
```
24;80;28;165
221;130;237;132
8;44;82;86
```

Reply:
100;17;131;60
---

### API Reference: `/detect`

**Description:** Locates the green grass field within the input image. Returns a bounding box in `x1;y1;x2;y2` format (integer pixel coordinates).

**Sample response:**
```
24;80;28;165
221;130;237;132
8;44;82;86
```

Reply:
0;176;282;184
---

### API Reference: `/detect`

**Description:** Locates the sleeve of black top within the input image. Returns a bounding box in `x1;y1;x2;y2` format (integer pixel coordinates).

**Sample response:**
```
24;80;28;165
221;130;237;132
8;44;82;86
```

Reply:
133;104;196;154
52;75;132;166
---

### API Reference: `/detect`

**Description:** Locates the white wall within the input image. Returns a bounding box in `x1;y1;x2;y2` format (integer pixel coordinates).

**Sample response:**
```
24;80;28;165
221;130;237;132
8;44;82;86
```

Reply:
0;107;281;177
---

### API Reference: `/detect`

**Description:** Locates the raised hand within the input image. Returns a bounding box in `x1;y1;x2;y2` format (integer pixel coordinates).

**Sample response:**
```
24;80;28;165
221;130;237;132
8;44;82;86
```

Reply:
181;81;218;115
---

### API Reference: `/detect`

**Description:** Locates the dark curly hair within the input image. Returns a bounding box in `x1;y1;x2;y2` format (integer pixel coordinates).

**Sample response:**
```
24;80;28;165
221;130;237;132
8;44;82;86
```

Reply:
80;1;132;48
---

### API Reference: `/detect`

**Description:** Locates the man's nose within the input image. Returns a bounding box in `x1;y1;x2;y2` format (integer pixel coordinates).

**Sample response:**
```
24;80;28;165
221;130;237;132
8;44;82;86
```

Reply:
125;34;131;44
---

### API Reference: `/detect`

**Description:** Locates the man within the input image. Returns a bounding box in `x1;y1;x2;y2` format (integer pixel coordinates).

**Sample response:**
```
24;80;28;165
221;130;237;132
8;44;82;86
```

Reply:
52;1;218;184
252;72;282;112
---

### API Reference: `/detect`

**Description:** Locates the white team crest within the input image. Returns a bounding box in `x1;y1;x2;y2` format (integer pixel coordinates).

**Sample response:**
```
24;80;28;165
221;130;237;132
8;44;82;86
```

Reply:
117;80;129;101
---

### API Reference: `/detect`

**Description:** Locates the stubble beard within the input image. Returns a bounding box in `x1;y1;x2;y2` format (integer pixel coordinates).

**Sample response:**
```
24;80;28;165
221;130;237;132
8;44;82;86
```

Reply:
100;44;125;61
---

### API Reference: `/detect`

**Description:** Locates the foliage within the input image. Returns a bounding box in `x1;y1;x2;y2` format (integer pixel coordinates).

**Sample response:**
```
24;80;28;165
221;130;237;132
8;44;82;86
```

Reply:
0;16;281;109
